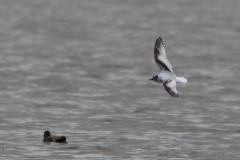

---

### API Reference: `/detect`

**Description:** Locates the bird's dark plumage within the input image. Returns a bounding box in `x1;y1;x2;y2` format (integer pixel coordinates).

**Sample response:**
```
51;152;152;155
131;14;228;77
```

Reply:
43;131;67;143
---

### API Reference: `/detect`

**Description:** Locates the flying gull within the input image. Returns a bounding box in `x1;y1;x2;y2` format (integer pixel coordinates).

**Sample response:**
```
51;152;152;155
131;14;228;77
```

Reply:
149;37;187;98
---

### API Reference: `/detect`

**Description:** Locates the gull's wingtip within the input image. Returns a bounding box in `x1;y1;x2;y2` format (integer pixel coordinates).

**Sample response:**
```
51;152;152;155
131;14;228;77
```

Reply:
155;36;163;43
154;36;164;50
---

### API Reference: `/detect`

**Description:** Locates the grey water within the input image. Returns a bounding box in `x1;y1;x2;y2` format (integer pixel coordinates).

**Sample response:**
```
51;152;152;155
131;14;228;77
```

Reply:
0;0;240;159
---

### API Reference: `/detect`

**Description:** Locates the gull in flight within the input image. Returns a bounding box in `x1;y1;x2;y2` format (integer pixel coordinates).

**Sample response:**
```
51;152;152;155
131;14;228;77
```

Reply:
149;37;187;98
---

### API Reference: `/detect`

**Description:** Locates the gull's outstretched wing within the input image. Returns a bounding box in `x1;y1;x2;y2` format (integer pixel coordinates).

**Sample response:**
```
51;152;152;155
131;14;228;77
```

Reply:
163;80;178;98
154;37;173;73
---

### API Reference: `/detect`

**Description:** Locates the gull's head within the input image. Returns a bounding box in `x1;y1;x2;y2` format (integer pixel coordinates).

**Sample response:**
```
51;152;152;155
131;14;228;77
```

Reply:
149;75;158;82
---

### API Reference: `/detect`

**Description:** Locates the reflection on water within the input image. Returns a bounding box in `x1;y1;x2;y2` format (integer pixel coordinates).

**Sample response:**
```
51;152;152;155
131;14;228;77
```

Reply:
0;0;240;159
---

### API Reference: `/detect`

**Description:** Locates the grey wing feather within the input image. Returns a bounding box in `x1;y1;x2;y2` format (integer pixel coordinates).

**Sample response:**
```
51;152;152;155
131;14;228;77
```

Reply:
154;37;173;73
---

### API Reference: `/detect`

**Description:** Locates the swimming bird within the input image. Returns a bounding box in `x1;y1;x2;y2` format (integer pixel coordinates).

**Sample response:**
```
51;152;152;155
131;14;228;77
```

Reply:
43;131;67;143
149;37;187;98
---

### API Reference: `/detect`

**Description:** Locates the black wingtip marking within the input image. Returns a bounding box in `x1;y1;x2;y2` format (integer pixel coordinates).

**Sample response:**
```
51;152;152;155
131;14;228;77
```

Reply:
155;37;164;49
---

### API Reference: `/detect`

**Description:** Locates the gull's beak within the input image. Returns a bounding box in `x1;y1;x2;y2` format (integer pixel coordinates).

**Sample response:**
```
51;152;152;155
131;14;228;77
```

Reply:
148;78;153;81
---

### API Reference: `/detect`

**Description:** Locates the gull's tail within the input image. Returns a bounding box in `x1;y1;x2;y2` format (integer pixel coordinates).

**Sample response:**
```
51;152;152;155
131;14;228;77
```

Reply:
176;77;187;83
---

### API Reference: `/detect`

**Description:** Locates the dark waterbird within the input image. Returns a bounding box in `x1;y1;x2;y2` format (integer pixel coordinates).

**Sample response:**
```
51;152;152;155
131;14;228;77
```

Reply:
43;131;67;143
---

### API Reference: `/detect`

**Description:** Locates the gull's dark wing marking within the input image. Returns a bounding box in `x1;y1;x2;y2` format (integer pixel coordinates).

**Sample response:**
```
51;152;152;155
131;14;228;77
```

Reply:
163;80;178;98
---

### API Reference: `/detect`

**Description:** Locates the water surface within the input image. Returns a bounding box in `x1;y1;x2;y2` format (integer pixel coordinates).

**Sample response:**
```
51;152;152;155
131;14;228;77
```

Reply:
0;0;240;159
